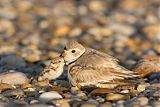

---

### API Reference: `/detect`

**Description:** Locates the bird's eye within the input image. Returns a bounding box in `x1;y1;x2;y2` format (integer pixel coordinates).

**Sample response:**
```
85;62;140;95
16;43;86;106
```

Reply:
71;50;76;53
64;47;67;50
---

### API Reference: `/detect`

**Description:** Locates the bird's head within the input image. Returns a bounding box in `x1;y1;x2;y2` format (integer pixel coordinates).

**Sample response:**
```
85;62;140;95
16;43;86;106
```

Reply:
51;57;65;67
61;40;85;65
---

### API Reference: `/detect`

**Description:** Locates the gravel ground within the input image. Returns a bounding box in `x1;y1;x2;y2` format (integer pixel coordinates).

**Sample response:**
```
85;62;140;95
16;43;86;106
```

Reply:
0;0;160;107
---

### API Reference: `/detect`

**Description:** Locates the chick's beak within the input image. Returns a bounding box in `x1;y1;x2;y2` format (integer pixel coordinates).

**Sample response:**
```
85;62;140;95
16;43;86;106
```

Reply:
61;51;67;58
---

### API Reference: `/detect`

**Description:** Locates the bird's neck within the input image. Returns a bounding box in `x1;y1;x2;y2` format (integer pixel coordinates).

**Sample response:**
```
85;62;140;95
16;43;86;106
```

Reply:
68;48;87;67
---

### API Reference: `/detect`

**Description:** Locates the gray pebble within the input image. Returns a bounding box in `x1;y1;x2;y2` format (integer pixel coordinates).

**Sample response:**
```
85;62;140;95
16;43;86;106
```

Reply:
0;54;26;67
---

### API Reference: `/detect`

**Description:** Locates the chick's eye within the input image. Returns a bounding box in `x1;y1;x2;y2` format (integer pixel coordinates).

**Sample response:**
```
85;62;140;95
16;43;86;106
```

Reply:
71;50;76;53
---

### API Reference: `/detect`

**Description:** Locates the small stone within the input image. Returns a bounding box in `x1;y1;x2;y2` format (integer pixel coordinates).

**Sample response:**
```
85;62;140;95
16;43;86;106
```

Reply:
54;25;70;37
33;79;50;88
69;27;82;37
0;45;16;55
24;88;38;97
107;23;135;36
100;102;112;107
142;24;160;42
29;100;39;104
90;88;113;96
60;102;70;107
24;54;40;63
87;99;99;106
88;1;106;12
106;93;130;101
154;44;160;54
70;87;80;94
132;55;160;77
0;94;9;102
49;85;69;92
118;0;143;11
54;80;71;88
0;83;15;93
137;84;146;92
20;83;33;89
14;100;28;105
136;97;148;106
38;91;62;103
2;89;24;98
80;103;97;107
95;96;105;103
152;90;160;97
63;93;72;99
76;92;88;100
0;71;29;85
149;83;160;89
0;54;26;67
51;99;71;106
153;101;160;107
0;102;13;107
24;104;53;107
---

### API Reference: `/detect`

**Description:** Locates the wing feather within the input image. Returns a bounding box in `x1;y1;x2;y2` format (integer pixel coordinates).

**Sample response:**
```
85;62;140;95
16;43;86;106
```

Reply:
68;48;139;88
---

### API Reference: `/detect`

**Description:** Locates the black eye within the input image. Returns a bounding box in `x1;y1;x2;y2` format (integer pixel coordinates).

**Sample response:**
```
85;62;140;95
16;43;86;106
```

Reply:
71;50;76;53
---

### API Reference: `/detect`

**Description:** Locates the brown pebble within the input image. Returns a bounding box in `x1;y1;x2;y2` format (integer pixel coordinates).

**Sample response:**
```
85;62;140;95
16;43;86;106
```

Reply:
0;83;15;93
90;88;113;96
106;93;130;101
20;83;33;89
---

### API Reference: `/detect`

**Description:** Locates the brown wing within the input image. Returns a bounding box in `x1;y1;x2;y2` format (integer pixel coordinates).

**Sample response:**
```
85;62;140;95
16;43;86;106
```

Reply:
69;65;139;88
77;48;139;77
68;48;139;87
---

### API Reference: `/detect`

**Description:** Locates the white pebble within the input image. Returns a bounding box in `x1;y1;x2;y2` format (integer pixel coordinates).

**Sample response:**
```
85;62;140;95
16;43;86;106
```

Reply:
38;91;62;103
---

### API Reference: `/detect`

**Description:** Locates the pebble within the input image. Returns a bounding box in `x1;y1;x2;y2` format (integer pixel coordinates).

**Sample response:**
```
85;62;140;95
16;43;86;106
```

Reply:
0;102;16;107
80;103;97;107
100;102;112;107
137;84;146;92
60;102;71;107
136;97;148;106
132;55;160;77
0;71;29;85
0;83;15;93
2;89;24;98
126;97;149;107
33;79;50;87
77;92;88;100
90;88;113;96
0;54;26;67
24;54;40;63
95;96;105;103
107;23;135;36
106;93;130;101
38;91;62;103
152;90;160;98
24;104;54;107
29;100;39;104
0;94;9;102
54;80;71;88
153;101;160;107
142;24;160;42
51;99;71;106
70;87;80;94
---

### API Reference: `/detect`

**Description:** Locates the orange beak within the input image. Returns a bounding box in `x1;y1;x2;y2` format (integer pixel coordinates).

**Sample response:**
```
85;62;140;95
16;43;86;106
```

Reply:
61;51;67;58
